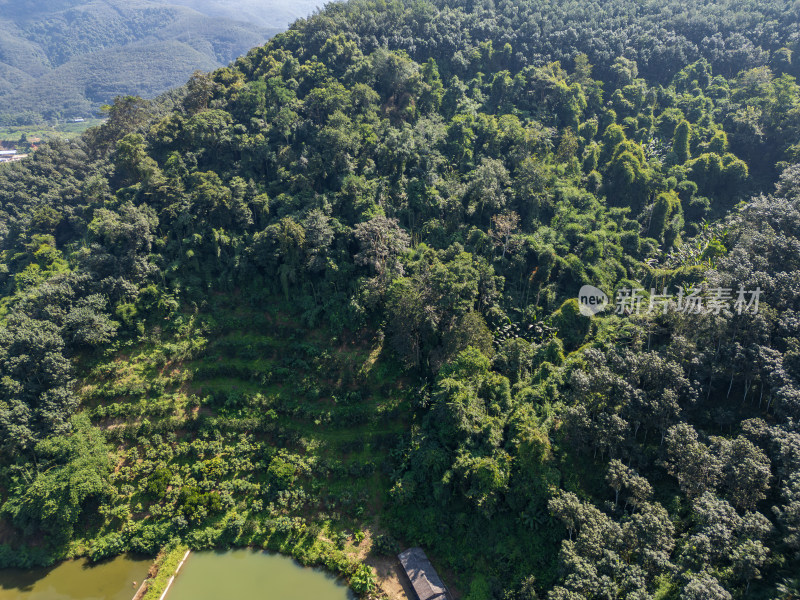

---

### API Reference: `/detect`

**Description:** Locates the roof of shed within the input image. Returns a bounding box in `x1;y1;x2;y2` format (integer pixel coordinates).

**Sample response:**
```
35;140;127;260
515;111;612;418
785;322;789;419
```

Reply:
398;547;449;600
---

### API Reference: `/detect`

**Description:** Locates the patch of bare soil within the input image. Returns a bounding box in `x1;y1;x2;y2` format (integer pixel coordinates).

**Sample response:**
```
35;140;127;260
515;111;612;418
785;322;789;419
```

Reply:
101;417;140;431
365;555;413;600
339;527;411;600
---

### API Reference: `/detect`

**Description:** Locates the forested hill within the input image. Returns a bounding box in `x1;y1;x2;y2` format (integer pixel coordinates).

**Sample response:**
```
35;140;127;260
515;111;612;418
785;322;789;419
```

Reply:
0;0;281;124
2;0;800;599
307;0;800;79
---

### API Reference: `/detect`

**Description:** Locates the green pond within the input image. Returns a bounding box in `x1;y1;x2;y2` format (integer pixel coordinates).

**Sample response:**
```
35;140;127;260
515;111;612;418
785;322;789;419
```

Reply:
0;554;151;600
166;550;354;600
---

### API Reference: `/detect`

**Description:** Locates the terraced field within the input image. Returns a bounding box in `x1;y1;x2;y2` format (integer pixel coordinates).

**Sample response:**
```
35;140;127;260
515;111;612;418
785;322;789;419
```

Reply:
76;297;411;568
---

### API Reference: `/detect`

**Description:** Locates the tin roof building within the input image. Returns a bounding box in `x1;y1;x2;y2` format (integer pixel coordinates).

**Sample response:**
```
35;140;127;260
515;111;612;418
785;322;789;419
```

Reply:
398;547;451;600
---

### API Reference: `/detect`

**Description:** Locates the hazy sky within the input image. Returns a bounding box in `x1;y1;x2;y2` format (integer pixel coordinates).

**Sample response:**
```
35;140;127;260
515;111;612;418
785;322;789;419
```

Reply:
167;0;325;28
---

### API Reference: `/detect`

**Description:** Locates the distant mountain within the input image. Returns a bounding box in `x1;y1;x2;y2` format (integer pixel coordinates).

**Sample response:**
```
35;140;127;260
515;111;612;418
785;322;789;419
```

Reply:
0;0;320;124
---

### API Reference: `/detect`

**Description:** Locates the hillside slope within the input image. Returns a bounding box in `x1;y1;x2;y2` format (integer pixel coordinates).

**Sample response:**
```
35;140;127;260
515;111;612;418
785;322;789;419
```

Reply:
1;1;800;599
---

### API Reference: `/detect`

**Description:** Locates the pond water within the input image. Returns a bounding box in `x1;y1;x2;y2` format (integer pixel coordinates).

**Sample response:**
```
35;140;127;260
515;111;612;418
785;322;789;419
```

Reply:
166;549;354;600
0;554;151;600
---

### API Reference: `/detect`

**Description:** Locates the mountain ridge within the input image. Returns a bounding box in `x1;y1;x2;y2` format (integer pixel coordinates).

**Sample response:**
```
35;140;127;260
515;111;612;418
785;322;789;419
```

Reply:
0;0;291;124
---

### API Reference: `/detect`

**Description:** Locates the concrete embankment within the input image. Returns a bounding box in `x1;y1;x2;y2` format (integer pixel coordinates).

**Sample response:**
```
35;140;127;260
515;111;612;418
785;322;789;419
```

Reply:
157;550;191;600
132;545;191;600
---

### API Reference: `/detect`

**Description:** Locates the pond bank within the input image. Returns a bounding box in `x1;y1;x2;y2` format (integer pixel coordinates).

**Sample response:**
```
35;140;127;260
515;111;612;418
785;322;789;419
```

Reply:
156;549;190;600
136;545;189;600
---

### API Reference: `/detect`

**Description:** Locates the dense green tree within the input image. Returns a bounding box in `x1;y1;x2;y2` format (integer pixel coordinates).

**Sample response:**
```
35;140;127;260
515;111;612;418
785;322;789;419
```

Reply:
673;120;692;164
1;415;111;542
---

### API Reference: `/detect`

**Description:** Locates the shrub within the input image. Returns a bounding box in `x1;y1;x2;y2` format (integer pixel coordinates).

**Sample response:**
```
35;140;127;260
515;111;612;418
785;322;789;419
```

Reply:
372;534;400;556
350;564;377;596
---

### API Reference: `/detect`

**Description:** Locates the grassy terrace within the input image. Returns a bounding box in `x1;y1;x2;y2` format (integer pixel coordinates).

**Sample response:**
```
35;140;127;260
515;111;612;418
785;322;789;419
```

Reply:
73;297;411;592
